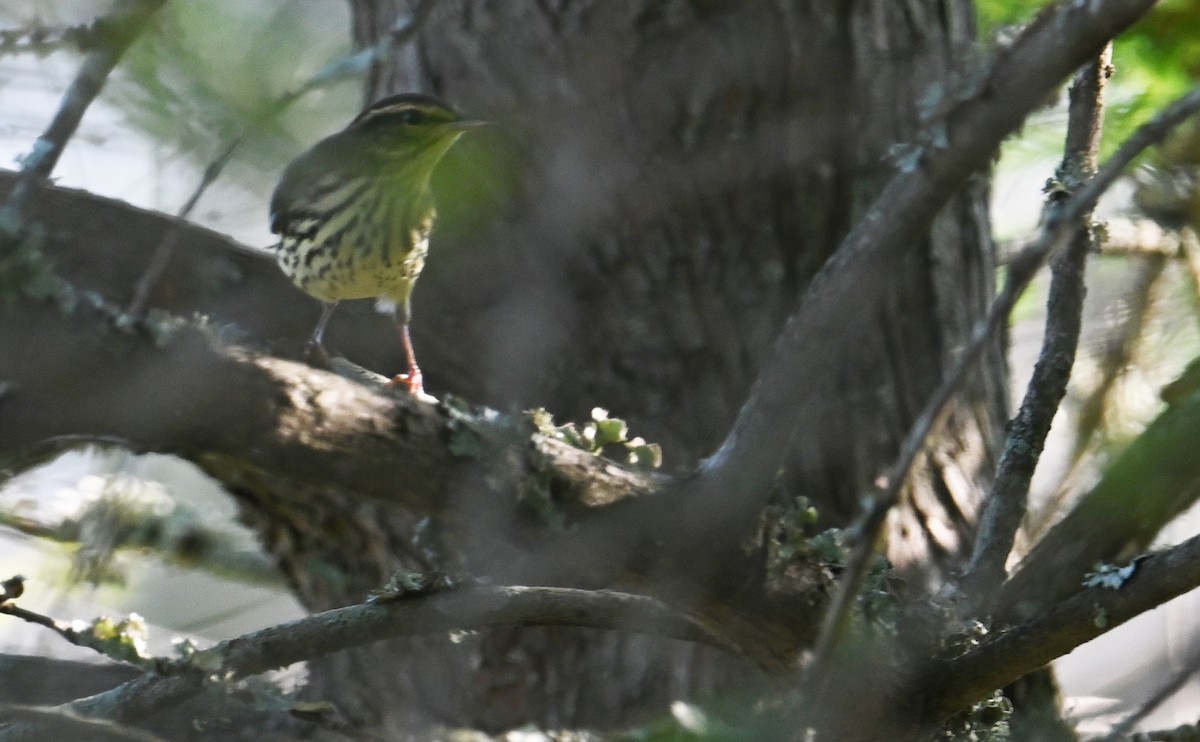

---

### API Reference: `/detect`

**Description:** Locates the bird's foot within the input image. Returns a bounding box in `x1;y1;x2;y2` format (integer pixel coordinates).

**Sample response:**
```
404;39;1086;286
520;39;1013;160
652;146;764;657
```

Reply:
387;370;435;401
386;370;423;394
304;341;332;367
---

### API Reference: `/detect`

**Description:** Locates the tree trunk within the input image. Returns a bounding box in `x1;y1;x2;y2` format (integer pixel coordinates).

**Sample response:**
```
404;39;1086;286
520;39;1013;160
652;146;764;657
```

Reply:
266;0;1008;732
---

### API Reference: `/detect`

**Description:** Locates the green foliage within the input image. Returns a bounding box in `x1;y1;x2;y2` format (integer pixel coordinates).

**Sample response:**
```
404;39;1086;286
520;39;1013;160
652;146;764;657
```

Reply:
764;496;841;576
1111;0;1200;137
976;0;1200;125
858;552;899;634
974;2;1039;33
983;0;1200;178
107;0;359;172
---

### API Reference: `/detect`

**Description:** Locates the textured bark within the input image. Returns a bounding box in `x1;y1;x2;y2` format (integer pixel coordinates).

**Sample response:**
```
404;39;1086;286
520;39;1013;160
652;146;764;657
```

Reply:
276;0;1007;732
0;291;662;523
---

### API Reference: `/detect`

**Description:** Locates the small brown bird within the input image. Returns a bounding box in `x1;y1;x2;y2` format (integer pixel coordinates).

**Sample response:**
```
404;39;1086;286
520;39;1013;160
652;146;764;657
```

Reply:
269;93;482;395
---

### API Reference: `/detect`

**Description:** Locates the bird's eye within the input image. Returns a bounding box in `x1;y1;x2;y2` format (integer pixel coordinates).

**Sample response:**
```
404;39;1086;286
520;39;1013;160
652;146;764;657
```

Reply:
399;109;425;125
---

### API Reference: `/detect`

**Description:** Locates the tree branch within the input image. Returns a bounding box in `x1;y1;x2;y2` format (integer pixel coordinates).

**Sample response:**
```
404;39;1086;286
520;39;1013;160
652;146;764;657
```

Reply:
911;531;1200;724
809;76;1200;685
963;45;1112;604
0;585;728;741
0;175;817;658
0;292;660;520
999;369;1200;623
692;0;1156;545
0;169;456;386
0;0;164;228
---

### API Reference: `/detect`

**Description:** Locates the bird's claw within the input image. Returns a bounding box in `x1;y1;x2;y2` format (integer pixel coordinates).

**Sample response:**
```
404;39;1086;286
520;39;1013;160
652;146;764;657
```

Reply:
386;371;423;393
387;371;435;401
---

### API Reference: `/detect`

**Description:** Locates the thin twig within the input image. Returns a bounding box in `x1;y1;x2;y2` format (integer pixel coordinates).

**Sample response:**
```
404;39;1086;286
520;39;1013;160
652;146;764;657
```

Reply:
0;601;150;671
807;81;1200;687
0;585;727;741
963;45;1113;604
0;0;165;231
124;0;437;316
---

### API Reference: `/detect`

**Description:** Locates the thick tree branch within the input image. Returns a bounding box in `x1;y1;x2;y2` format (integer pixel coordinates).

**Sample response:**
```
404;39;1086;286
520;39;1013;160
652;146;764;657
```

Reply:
0;294;660;519
963;45;1111;603
0;170;460;388
0;585;727;741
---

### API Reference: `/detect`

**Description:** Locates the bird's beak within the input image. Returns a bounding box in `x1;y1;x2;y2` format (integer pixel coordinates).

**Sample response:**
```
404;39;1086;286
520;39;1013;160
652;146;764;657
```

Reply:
446;119;488;131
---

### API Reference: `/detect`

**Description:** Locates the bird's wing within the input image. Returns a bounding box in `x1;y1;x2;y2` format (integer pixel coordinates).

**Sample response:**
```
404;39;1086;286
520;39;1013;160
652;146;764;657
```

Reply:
269;135;354;235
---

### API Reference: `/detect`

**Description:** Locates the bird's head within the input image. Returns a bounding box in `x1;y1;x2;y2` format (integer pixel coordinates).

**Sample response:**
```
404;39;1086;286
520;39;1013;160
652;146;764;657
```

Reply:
346;93;484;171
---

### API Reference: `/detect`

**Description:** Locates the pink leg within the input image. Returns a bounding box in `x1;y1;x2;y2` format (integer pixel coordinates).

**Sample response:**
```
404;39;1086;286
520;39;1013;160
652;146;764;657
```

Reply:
386;316;424;396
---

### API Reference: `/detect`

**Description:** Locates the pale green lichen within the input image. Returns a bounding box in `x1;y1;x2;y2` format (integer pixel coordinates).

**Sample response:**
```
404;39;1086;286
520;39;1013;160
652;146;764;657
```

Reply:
1083;557;1145;590
529;406;663;471
68;612;153;666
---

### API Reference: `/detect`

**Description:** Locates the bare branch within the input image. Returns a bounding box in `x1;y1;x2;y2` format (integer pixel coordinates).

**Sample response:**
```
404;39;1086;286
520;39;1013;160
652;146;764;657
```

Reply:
911;531;1200;724
963;45;1112;604
0;585;727;740
0;600;150;671
700;0;1156;530
999;367;1200;623
0;0;164;229
808;77;1200;684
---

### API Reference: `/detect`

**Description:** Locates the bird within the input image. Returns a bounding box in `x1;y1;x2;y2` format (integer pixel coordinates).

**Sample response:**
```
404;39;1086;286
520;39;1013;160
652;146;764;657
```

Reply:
269;93;482;396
